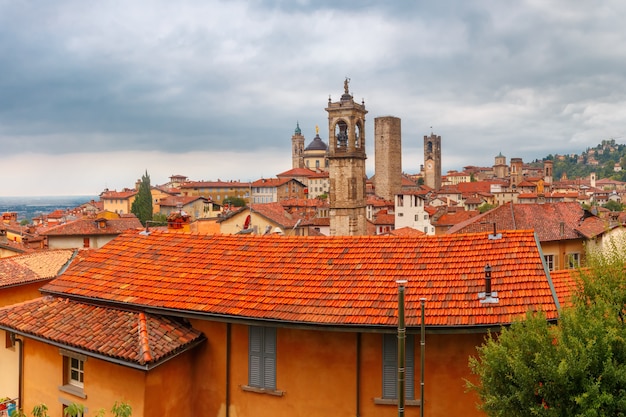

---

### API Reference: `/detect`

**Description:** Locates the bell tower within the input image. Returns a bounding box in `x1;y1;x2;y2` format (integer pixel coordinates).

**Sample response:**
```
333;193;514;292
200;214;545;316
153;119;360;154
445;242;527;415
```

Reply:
423;133;442;190
326;78;368;236
291;122;305;169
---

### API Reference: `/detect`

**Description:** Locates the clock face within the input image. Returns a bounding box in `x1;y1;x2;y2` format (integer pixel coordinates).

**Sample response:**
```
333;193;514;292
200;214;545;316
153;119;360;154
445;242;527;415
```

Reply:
427;163;433;169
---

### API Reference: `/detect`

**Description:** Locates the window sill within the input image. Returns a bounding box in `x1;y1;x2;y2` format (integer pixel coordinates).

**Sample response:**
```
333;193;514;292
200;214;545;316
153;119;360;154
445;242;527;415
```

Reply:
59;384;87;399
241;385;284;397
374;398;421;407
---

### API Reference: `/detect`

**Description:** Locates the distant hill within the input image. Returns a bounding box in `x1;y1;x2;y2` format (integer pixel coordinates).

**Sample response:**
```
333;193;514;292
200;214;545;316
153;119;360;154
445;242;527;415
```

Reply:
532;139;626;181
0;195;97;222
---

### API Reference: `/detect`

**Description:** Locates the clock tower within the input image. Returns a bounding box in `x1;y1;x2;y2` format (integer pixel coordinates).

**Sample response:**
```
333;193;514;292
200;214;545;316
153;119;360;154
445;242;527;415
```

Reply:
424;133;441;189
326;78;368;236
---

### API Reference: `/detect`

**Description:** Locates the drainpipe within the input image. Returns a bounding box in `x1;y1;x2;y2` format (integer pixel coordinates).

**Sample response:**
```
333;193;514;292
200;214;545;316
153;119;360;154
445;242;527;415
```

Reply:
226;323;231;417
11;334;23;410
397;280;407;417
356;332;361;417
420;298;426;417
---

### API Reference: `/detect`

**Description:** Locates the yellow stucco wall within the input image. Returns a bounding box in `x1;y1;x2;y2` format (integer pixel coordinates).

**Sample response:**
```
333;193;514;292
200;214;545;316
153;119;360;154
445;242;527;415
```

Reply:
21;338;146;417
186;321;488;417
0;330;19;401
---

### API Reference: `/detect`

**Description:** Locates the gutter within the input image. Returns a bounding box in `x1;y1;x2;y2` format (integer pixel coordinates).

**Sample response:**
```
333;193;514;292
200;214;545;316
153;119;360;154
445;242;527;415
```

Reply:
43;289;535;334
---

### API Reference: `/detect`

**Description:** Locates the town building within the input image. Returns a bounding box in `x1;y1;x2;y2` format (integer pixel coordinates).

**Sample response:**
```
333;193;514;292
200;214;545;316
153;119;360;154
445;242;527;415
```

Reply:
0;229;572;417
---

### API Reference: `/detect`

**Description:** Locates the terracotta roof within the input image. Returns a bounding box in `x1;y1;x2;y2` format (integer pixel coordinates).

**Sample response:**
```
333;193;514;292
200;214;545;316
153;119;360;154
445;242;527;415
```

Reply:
387;227;425;237
250;203;303;228
42;229;559;329
251;178;304;187
366;195;394;207
100;190;138;199
0;297;204;368
276;167;319;177
158;195;206;207
447;202;603;242
0;249;76;288
549;269;580;308
42;217;142;236
432;210;480;228
180;181;251;189
372;212;395;225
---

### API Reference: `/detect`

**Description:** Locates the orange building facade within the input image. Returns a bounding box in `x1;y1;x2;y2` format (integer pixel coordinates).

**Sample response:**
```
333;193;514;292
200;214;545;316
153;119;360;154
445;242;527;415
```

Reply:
0;231;570;417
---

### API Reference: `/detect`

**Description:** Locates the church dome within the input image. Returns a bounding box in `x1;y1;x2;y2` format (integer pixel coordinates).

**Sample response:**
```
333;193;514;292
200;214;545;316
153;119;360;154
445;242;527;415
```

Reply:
305;134;328;151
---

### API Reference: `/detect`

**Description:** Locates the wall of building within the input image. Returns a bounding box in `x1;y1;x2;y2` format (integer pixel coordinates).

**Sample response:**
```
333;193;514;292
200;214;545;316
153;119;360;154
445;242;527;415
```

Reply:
144;348;196;417
185;319;489;417
20;338;147;417
0;330;19;401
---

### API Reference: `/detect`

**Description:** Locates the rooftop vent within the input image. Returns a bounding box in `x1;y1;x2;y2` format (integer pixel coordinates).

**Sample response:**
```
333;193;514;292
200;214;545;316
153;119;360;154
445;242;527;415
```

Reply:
479;263;499;304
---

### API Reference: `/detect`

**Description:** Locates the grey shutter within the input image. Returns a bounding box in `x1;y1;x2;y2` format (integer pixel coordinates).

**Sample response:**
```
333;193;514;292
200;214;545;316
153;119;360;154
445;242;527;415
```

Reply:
382;334;397;398
249;326;263;387
382;334;415;400
263;327;276;389
406;335;415;400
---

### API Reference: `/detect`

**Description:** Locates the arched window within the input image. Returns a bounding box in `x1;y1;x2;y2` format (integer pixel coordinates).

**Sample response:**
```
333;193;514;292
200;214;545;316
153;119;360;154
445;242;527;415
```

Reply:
335;121;348;148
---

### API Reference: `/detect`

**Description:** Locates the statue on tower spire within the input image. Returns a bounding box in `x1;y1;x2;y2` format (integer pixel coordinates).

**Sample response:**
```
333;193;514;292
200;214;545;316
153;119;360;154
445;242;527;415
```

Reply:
344;77;350;94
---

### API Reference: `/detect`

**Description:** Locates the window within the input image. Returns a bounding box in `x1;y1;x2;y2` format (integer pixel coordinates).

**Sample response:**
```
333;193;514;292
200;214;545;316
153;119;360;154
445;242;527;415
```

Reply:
69;357;84;387
382;334;414;400
568;253;580;269
544;254;556;271
60;350;87;399
248;326;276;390
83;237;90;249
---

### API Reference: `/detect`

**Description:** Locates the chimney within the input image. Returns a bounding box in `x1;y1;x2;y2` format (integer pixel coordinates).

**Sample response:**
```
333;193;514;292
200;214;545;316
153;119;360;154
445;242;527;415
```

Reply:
479;263;499;304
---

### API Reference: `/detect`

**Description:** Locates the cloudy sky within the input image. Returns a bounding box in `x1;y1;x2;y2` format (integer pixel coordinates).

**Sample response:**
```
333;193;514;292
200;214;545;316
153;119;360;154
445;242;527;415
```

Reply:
2;1;626;196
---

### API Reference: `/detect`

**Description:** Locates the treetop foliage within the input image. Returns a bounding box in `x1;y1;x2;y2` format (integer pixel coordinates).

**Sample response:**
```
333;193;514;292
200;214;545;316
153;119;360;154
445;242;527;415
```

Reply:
130;170;153;226
468;243;626;416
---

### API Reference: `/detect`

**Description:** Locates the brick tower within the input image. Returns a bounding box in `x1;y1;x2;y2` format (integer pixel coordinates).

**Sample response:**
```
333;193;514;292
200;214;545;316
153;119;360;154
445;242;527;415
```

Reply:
326;78;368;236
423;133;442;190
291;122;305;169
374;116;402;201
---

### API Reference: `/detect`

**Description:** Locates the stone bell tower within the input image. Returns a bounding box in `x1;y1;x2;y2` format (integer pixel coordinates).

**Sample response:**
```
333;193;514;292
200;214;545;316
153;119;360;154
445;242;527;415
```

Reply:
326;78;368;236
423;133;442;190
291;122;305;169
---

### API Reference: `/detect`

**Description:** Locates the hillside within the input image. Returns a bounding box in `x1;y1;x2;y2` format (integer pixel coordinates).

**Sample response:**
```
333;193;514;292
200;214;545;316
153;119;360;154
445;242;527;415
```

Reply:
533;139;626;181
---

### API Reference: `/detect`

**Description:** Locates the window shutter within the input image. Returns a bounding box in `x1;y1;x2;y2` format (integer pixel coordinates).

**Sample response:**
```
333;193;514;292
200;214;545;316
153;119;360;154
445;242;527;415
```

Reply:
249;326;263;387
382;334;397;398
382;334;415;400
263;327;276;389
406;335;415;400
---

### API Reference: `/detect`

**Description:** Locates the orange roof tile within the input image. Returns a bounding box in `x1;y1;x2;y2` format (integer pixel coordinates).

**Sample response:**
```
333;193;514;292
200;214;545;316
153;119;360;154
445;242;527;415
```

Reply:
549;269;580;309
447;202;605;242
42;217;142;237
0;297;204;368
0;250;76;288
42;229;558;329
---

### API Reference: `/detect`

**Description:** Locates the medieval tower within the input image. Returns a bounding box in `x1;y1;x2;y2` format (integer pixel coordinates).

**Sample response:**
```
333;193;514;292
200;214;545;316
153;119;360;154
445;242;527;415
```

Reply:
493;152;508;179
423;133;442;190
291;122;305;169
510;157;524;186
374;116;402;201
326;79;368;236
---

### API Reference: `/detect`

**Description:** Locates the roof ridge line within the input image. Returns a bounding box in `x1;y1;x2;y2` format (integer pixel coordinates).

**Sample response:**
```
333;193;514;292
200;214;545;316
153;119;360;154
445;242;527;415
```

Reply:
138;312;153;364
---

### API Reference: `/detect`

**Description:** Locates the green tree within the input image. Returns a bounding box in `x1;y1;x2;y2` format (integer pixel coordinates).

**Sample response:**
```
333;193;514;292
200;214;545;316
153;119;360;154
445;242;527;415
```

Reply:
477;203;496;213
603;200;624;212
130;171;153;226
468;246;626;416
223;196;246;207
